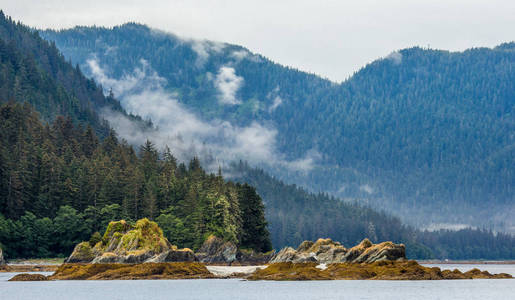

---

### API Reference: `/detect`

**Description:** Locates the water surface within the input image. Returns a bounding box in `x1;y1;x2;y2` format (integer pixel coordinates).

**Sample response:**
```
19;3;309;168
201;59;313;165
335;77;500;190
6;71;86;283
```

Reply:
1;264;513;300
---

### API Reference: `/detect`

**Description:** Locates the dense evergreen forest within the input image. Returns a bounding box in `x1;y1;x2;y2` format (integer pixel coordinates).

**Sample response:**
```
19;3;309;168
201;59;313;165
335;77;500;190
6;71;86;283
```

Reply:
0;11;146;138
230;162;515;260
0;102;271;258
41;23;514;232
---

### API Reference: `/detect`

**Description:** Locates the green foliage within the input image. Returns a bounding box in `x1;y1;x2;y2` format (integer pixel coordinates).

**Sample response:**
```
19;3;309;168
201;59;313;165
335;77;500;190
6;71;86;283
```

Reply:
0;102;271;257
89;232;101;247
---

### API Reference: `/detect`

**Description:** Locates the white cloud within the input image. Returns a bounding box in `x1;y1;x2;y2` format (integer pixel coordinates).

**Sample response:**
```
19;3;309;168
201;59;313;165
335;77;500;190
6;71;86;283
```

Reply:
386;51;402;64
269;96;283;112
230;49;249;60
190;39;226;67
88;59;316;172
214;66;243;105
360;184;374;194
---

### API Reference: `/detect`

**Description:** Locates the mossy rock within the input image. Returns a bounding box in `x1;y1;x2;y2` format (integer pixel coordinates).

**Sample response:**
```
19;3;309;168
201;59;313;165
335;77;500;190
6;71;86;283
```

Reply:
66;242;96;263
102;220;132;244
66;218;193;264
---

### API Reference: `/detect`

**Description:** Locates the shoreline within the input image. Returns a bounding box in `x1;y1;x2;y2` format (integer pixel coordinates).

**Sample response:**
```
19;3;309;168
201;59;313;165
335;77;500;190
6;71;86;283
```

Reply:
419;260;515;265
5;260;514;281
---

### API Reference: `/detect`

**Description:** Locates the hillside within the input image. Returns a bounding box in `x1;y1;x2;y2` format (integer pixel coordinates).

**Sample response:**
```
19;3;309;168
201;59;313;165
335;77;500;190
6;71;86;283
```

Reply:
0;11;147;137
0;102;271;258
41;24;515;232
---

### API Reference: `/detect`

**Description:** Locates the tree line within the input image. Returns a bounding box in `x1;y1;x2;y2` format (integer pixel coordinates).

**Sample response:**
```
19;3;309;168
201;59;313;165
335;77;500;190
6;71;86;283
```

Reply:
0;102;271;258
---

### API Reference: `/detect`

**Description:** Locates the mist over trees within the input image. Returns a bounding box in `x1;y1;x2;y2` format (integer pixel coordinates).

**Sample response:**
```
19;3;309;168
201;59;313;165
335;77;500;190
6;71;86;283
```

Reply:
0;102;271;258
41;24;515;232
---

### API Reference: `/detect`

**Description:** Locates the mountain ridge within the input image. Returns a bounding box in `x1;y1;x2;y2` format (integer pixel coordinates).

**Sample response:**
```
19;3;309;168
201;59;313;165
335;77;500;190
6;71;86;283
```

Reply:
41;23;514;233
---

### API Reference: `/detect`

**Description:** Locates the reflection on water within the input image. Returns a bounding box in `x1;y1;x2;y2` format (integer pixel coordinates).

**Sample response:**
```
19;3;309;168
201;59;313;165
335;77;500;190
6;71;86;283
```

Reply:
0;265;513;300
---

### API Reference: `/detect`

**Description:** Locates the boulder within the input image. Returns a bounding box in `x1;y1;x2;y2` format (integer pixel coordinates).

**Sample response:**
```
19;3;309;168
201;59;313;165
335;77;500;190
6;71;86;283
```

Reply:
146;248;197;263
351;241;405;263
236;249;275;265
194;235;273;264
66;218;194;264
0;248;5;265
272;238;405;264
66;242;99;263
270;246;317;263
195;235;238;264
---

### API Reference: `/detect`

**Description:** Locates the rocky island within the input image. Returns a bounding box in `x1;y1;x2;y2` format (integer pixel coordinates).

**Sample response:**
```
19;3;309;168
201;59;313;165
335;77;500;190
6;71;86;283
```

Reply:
7;219;513;281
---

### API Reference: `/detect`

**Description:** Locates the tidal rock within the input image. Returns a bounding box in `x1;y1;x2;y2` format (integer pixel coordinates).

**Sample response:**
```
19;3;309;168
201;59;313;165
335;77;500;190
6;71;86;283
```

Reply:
195;235;238;264
146;248;197;263
351;241;405;263
270;246;317;263
272;238;405;264
66;218;194;264
236;249;275;265
9;273;49;281
66;242;99;263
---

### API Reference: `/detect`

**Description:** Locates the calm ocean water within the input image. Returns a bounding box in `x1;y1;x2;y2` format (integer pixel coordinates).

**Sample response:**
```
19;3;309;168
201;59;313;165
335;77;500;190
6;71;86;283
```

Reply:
1;264;514;300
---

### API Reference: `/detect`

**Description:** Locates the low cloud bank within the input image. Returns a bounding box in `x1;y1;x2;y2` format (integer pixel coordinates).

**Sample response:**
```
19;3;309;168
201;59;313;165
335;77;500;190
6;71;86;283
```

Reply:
89;59;316;173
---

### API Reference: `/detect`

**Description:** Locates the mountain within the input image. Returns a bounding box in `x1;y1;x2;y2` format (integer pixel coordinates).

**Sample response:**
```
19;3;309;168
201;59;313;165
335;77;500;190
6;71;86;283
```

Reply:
41;24;515;232
0;12;149;137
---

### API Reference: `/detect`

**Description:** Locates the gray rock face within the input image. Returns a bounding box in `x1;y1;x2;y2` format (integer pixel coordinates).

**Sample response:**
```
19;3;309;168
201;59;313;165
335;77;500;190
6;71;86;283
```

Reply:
271;238;405;264
195;235;273;265
270;247;317;263
146;249;197;263
195;236;238;264
0;248;5;265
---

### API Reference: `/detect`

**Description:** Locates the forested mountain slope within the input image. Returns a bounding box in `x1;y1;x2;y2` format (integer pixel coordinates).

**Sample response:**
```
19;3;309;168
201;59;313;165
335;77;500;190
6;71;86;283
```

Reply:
0;12;146;137
229;161;515;260
41;24;514;232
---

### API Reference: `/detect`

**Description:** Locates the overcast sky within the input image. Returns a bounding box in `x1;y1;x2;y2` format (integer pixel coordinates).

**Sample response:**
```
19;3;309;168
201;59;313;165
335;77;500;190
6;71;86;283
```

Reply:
2;0;514;82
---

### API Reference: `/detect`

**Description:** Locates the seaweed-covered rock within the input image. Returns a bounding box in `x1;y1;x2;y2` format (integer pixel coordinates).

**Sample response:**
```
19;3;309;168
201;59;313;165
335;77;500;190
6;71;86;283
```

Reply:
66;218;194;264
50;262;215;280
0;248;5;265
8;273;49;281
271;238;405;264
248;260;514;281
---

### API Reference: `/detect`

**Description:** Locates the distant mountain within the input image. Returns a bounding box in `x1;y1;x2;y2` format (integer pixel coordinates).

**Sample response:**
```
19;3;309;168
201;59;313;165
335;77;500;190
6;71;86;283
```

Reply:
41;24;514;233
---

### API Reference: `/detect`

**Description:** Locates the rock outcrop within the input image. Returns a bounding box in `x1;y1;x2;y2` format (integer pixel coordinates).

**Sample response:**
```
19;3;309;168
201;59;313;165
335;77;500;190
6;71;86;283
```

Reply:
0;248;5;265
9;273;49;281
248;260;513;281
195;235;274;265
50;262;215;280
66;219;196;264
271;238;405;264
